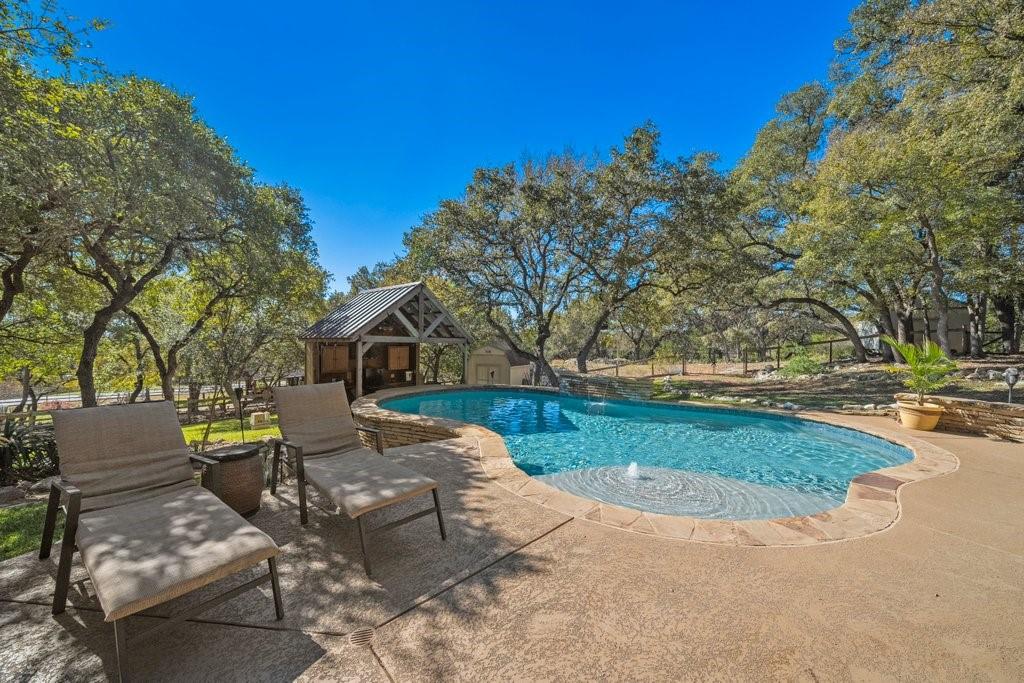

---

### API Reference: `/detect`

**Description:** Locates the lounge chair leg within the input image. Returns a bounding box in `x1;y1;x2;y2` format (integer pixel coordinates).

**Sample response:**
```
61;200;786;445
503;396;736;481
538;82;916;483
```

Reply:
268;557;284;620
52;489;81;615
270;443;280;494
39;483;61;560
294;455;308;526
432;489;447;540
356;516;372;576
113;618;128;682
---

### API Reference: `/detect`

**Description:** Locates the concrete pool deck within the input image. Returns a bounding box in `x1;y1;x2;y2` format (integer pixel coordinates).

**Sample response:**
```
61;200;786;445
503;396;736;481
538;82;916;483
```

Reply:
1;416;1022;680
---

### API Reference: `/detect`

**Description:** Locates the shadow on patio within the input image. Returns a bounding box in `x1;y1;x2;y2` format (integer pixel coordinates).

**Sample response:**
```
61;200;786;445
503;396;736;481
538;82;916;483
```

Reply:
0;437;566;679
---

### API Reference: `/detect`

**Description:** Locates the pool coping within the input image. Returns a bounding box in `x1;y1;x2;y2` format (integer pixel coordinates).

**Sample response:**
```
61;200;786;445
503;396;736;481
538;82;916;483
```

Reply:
352;384;960;547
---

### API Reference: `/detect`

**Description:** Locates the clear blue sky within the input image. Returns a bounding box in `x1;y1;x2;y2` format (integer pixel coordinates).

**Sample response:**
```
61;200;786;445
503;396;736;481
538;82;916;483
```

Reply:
74;1;859;291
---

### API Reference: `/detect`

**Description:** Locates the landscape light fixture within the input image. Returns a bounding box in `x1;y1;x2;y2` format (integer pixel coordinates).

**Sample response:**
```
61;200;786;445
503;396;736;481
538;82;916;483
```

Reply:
1004;367;1019;404
234;386;246;442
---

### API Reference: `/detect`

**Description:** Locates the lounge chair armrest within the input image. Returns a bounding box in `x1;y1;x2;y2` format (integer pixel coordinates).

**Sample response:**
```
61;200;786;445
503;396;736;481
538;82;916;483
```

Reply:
40;478;81;560
51;478;82;502
274;438;303;453
355;426;384;454
273;438;305;469
189;453;219;467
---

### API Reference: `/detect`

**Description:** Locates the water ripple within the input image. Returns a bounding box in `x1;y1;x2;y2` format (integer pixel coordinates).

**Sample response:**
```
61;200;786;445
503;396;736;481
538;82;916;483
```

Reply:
538;465;842;520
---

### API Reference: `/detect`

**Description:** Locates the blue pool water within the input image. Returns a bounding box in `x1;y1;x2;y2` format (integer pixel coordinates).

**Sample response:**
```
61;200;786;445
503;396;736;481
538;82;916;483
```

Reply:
381;389;913;520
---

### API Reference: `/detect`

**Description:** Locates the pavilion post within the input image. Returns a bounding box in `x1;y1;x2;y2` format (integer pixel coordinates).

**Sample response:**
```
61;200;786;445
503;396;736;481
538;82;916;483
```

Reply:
417;288;424;337
355;340;363;397
462;344;469;385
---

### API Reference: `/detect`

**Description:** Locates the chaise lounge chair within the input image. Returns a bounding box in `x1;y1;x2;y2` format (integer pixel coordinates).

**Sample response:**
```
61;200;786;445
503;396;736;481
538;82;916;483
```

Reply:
272;382;445;576
42;401;283;681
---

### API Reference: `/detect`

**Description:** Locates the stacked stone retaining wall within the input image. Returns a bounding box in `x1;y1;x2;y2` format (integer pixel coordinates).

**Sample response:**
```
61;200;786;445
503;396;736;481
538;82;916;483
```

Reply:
355;410;460;449
557;372;657;401
895;393;1023;440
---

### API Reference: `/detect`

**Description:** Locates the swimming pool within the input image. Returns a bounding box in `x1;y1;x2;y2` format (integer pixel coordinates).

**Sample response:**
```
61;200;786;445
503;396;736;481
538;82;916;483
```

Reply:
380;389;914;520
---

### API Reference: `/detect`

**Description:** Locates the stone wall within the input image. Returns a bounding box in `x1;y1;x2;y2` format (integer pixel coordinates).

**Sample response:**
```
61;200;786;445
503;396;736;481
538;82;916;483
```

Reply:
353;385;562;450
354;410;460;449
557;372;657;401
895;393;1024;440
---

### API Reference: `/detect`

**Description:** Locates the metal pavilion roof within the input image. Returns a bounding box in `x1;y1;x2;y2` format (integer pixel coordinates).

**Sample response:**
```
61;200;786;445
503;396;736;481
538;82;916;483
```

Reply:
301;282;419;340
300;281;471;342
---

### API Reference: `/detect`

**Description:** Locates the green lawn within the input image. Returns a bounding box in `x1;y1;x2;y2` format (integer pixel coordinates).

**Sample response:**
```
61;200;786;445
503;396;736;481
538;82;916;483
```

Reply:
0;502;59;562
181;415;281;446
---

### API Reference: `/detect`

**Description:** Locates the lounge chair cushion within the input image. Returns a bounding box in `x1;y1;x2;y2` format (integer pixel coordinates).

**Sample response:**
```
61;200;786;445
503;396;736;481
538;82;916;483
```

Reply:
76;486;279;622
275;383;362;457
53;402;196;512
302;447;437;518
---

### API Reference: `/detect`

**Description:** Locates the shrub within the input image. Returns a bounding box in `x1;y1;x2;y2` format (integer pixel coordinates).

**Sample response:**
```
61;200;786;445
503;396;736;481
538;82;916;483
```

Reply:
0;421;59;485
778;345;825;378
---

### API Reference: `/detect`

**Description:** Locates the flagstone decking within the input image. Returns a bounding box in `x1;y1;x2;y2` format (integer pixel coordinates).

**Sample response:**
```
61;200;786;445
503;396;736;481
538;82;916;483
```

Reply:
1;416;1022;681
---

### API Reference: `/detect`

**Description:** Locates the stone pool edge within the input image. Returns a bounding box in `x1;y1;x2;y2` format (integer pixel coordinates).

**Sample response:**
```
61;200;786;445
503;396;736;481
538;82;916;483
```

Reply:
352;384;960;547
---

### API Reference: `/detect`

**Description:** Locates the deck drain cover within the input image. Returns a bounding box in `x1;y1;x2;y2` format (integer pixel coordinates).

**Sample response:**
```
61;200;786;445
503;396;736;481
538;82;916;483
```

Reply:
349;627;375;647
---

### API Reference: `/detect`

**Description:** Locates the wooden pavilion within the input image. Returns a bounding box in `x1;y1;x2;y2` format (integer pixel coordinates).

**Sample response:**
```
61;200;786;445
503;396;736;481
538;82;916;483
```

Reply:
300;282;473;397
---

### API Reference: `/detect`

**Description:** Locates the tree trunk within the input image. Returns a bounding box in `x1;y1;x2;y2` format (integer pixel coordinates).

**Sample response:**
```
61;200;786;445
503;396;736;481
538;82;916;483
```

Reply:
0;245;39;327
199;387;222;450
769;297;868;362
427;347;443;383
76;302;124;407
76;240;180;407
992;295;1019;353
921;217;950;354
14;367;31;413
967;294;987;357
187;382;202;422
897;312;914;345
575;310;612;374
126;309;188;401
128;338;146;403
224;381;241;418
534;334;559;387
876;318;896;362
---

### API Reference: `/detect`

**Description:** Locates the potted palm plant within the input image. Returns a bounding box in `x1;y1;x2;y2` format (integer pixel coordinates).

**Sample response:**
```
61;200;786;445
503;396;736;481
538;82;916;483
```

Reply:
881;336;957;431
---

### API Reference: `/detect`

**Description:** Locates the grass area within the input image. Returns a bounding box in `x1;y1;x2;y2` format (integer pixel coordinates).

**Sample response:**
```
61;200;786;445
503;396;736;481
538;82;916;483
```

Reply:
181;415;281;446
0;502;59;562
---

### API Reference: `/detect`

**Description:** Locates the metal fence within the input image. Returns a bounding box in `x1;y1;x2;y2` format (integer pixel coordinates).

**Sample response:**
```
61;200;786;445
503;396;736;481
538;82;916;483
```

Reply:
577;327;972;379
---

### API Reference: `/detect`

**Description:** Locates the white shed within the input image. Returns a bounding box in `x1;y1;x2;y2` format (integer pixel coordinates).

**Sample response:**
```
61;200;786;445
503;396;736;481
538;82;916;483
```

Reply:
467;344;531;386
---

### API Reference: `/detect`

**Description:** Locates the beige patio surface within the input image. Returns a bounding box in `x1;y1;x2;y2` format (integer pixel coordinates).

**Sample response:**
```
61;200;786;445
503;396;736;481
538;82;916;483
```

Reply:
1;417;1022;681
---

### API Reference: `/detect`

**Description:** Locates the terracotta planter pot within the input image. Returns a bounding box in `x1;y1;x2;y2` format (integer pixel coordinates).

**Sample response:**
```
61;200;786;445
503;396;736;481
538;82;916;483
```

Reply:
896;401;944;431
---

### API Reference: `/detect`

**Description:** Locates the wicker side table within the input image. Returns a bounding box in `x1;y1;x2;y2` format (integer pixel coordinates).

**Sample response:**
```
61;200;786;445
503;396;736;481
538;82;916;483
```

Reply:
200;443;264;516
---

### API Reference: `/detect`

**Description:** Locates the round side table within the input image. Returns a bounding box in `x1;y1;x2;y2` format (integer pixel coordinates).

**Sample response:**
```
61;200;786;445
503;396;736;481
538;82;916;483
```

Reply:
200;443;264;516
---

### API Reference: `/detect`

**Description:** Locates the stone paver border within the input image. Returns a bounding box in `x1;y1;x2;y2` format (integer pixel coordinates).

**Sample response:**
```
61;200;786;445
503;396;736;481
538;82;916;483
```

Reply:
353;385;959;546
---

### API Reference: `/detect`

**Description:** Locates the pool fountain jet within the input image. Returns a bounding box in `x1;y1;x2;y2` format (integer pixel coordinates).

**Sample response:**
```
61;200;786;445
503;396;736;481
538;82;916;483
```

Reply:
626;461;639;478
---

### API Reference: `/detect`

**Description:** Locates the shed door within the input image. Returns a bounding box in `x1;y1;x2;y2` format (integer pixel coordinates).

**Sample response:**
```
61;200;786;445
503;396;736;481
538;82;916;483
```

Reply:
476;364;500;384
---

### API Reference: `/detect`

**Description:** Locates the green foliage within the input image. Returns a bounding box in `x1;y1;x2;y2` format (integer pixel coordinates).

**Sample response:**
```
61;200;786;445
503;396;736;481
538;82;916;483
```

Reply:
881;336;958;405
1;18;329;402
0;421;58;485
0;502;59;562
407;125;723;383
778;345;825;378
